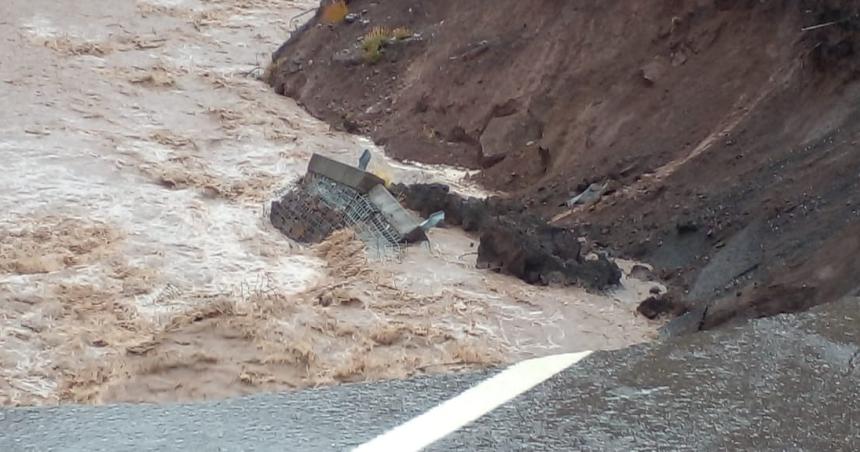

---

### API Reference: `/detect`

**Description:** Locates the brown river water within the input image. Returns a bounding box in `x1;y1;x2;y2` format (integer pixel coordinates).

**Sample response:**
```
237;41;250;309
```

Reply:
0;0;658;406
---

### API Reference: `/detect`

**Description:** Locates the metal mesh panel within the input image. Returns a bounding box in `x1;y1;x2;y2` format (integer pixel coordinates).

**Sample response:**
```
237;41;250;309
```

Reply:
291;173;403;261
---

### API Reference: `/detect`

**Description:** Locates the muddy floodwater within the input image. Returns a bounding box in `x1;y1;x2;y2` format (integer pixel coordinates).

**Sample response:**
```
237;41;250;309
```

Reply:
0;0;658;406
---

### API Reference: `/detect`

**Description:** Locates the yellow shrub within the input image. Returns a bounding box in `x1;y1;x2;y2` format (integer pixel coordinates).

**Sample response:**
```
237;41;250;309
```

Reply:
321;0;348;25
361;27;413;64
391;27;413;39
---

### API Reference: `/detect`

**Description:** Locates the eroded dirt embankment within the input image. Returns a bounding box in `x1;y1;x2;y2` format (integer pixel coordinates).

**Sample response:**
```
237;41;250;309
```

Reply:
268;0;860;329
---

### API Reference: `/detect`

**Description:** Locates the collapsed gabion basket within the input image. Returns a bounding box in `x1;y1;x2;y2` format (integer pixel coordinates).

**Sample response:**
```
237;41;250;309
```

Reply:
270;173;403;261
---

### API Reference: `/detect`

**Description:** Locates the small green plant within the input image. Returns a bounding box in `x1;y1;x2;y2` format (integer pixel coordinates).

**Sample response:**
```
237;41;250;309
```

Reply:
361;26;414;64
362;27;388;64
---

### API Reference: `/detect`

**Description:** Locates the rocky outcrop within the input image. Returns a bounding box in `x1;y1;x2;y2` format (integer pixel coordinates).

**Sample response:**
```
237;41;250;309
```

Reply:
391;183;621;290
476;215;620;289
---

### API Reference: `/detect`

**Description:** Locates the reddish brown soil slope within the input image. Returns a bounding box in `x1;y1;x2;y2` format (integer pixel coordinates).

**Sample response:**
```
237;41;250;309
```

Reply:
267;0;860;329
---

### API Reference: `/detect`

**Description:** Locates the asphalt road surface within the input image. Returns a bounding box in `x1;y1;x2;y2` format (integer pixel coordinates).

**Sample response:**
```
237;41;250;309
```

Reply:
2;297;858;451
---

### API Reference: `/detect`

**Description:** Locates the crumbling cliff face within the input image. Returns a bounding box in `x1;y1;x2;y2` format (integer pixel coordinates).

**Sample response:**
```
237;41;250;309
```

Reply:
268;0;860;329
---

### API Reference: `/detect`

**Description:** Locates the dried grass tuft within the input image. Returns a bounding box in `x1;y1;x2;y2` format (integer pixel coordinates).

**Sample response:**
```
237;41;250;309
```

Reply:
321;1;349;25
44;36;110;56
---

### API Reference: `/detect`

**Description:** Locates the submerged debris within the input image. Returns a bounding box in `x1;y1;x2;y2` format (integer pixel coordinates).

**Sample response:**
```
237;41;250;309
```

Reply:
270;154;439;260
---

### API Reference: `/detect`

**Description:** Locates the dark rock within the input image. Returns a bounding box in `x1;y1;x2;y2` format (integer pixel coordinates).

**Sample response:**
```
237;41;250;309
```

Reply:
629;263;655;281
341;116;361;133
571;254;623;289
446;195;489;231
392;182;491;231
477;215;620;290
394;182;621;289
391;182;449;217
637;294;677;319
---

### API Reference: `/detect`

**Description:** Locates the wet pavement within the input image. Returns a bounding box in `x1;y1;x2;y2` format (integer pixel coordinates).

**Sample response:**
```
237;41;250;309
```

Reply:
2;297;857;451
438;296;860;451
0;371;496;452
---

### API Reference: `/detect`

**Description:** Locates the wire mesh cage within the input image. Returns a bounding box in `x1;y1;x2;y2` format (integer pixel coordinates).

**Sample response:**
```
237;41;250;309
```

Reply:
273;173;403;261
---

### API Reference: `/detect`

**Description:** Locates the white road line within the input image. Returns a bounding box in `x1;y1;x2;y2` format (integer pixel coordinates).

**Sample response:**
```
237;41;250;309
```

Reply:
353;351;593;452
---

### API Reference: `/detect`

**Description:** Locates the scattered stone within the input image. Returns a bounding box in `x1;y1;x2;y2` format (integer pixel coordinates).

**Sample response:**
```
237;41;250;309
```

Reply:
393;182;620;289
670;50;688;66
637;294;678;319
332;48;362;66
639;59;666;85
451;40;490;61
344;13;359;24
342;116;361;133
566;182;608;207
570;253;624;289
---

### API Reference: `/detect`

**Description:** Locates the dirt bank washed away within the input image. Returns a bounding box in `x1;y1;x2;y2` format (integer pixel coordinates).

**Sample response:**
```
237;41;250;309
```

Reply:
0;0;658;406
268;0;860;330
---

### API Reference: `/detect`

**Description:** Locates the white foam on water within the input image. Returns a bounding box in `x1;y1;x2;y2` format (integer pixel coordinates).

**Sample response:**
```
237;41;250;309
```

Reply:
0;0;657;405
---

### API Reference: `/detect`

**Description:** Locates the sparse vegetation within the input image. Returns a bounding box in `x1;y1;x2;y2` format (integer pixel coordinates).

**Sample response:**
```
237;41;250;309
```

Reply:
390;27;413;39
321;0;349;25
361;26;414;64
362;27;389;64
